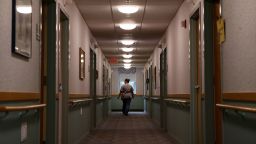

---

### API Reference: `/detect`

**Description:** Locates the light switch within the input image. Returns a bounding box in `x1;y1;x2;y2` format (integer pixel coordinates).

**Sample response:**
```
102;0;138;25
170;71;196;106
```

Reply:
21;121;28;142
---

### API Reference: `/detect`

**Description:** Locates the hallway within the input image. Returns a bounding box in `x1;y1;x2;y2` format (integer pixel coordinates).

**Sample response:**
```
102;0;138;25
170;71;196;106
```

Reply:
80;112;177;144
1;0;256;144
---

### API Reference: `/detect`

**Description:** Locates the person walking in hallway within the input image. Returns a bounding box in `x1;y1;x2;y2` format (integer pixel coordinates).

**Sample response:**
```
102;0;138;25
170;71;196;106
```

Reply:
118;78;134;116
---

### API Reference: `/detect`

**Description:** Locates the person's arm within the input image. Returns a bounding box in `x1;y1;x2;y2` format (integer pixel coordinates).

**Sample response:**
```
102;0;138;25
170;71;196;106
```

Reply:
131;86;134;98
118;86;124;99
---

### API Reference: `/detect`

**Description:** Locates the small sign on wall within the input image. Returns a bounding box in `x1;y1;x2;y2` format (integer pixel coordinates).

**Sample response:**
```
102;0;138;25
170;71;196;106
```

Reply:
217;18;225;44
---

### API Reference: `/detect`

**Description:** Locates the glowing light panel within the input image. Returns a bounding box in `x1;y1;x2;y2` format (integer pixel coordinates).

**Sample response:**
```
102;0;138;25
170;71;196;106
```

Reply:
118;5;139;14
119;23;137;30
17;6;32;14
121;47;134;52
120;40;135;46
122;54;133;59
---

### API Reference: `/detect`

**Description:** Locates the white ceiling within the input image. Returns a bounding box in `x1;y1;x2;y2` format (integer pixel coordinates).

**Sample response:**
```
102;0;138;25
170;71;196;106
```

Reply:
74;0;184;67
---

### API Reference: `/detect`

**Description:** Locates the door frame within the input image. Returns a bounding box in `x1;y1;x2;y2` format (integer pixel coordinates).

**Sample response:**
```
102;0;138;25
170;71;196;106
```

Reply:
202;0;219;144
213;0;223;143
189;3;203;144
40;0;45;143
149;64;153;118
57;5;70;144
44;1;57;144
160;48;167;130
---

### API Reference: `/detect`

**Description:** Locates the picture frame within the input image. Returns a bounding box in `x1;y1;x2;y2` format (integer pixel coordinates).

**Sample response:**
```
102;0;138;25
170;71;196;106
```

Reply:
79;48;85;80
154;66;157;89
12;0;33;58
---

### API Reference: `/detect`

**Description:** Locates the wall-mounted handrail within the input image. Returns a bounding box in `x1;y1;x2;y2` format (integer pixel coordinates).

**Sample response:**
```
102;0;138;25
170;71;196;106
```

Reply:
151;97;160;100
69;98;92;106
164;98;190;107
165;98;190;104
97;97;106;100
0;104;46;112
216;103;256;113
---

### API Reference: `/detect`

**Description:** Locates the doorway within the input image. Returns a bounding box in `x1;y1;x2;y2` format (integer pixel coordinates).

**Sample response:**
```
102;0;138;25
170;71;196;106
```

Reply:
90;49;97;128
57;10;69;144
149;65;153;118
160;48;167;129
190;8;203;144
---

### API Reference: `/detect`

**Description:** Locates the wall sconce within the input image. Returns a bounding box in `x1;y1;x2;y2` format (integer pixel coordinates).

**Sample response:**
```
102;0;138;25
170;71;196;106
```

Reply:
79;48;85;80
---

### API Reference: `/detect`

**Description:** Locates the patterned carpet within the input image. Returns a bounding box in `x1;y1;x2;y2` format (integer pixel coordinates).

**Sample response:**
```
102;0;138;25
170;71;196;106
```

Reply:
80;112;178;144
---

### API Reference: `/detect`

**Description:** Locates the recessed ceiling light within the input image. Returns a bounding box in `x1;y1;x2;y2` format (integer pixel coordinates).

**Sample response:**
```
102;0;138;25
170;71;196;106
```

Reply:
123;59;132;63
118;5;139;14
120;40;135;46
119;23;137;30
122;54;133;59
17;6;32;14
124;66;131;69
124;63;131;67
121;47;134;52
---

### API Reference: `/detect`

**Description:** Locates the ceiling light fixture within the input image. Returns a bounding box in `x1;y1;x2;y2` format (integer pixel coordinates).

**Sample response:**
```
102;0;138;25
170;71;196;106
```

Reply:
124;63;132;69
119;23;137;30
122;54;133;59
121;47;134;52
118;5;139;14
124;66;131;69
17;5;32;14
123;59;132;63
124;63;131;67
120;40;135;46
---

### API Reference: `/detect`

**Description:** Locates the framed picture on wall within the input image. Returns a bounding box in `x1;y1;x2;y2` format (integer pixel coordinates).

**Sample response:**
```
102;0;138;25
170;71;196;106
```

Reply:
79;48;85;80
154;66;157;89
12;0;33;58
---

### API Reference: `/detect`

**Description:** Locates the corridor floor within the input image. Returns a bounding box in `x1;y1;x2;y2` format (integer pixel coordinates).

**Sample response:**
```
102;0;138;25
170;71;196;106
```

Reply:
80;112;178;144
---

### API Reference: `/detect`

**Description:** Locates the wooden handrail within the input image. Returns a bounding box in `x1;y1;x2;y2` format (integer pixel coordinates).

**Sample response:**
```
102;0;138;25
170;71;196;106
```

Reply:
216;104;256;113
69;98;92;105
0;104;46;112
164;98;190;106
97;97;106;100
151;97;160;100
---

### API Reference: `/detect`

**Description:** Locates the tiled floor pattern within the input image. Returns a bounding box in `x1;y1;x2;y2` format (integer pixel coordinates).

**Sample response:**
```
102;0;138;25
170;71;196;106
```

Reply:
80;112;178;144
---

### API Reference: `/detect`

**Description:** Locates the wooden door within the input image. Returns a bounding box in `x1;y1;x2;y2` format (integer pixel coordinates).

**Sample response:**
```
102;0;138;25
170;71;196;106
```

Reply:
57;10;69;144
160;48;167;129
190;8;203;144
90;49;97;128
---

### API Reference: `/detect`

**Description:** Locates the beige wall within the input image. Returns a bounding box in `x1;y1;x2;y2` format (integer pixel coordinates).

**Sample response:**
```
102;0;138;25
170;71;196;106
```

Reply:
0;0;41;92
153;47;162;96
145;47;162;96
222;0;256;92
56;1;91;95
56;0;111;95
111;69;119;95
166;0;204;95
145;0;205;95
96;48;111;96
136;68;144;95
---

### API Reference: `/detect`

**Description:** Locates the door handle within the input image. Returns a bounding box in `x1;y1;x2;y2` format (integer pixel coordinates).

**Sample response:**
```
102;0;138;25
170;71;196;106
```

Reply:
194;85;200;89
59;83;63;92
